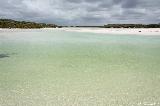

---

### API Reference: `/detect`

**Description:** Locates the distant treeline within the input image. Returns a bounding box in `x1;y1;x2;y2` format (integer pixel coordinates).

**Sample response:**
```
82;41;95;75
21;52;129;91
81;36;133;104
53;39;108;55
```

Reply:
0;19;58;29
62;24;160;28
1;19;160;29
104;24;160;28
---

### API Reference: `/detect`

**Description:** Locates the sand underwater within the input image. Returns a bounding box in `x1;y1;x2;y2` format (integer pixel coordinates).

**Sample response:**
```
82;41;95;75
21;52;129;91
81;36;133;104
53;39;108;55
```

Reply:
0;29;160;106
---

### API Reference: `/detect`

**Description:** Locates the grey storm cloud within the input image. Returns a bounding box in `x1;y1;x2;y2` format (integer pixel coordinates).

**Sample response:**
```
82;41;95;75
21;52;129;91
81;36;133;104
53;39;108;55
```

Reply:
0;0;160;25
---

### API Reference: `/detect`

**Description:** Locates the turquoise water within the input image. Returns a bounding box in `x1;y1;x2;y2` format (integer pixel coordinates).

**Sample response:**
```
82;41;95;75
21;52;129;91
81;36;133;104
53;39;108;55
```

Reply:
0;30;160;106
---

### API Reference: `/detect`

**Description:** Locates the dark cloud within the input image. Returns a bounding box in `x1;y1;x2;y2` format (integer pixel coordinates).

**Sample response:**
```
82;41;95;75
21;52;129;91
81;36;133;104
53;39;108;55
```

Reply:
67;0;83;3
0;0;160;25
121;0;138;8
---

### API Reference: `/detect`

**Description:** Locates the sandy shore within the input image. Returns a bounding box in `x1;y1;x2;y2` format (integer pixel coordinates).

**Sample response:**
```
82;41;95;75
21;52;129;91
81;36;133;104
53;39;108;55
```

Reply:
1;28;160;36
59;28;160;36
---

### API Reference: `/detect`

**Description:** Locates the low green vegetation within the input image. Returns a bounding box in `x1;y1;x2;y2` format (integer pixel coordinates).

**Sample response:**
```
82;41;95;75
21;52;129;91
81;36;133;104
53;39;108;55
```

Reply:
1;19;160;28
0;19;58;29
104;24;160;28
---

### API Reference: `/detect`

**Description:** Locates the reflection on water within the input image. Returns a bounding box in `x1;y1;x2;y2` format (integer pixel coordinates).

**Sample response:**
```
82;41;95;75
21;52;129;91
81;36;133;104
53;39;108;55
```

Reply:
0;54;9;58
0;53;17;59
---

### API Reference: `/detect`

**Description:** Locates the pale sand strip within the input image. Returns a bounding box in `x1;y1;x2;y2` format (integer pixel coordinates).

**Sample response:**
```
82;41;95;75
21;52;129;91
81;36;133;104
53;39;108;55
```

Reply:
0;28;160;36
59;28;160;36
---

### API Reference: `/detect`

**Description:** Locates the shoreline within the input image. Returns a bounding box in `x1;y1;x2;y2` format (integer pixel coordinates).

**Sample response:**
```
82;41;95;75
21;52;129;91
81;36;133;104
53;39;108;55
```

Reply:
60;28;160;36
0;28;160;36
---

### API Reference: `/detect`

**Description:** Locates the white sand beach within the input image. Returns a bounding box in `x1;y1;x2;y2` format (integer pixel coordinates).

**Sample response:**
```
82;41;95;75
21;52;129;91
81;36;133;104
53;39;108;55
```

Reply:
58;28;160;36
1;28;160;36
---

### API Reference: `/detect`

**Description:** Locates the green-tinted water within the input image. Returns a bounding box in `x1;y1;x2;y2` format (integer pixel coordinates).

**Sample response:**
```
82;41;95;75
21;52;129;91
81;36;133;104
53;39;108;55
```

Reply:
0;30;160;106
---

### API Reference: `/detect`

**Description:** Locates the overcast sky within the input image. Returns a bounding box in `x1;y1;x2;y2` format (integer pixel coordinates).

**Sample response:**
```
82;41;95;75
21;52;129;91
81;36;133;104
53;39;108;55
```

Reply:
0;0;160;25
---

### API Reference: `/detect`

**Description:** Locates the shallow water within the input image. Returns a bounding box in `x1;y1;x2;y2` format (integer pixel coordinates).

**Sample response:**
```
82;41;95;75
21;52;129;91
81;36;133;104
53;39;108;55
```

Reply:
0;29;160;106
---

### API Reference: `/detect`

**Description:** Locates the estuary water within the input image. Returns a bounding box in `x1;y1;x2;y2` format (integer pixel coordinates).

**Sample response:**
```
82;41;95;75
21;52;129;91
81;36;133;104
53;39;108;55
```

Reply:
0;29;160;106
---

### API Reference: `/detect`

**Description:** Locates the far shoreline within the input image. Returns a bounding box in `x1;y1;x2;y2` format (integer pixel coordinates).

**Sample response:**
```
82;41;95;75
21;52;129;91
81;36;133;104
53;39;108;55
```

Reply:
54;27;160;36
0;28;160;36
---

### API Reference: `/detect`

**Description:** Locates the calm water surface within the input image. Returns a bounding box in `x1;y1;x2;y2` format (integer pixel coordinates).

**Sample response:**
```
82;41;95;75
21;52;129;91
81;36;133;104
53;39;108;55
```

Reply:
0;29;160;106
